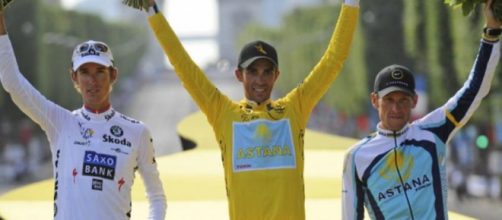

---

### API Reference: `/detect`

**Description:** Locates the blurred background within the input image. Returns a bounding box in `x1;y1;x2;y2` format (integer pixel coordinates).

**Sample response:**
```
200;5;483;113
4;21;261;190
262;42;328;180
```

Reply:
1;0;502;219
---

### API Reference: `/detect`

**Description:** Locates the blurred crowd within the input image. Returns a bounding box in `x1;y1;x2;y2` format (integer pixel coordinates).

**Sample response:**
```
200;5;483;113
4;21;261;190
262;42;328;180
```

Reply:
0;117;50;186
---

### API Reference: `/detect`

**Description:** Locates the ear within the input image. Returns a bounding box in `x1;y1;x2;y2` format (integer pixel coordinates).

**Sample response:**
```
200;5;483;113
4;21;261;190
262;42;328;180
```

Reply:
70;69;78;83
235;68;244;82
370;92;379;109
411;94;418;109
110;67;118;83
273;69;280;82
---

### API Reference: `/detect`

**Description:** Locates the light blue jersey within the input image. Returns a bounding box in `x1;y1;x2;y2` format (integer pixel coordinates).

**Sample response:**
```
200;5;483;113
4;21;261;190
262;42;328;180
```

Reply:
342;40;500;220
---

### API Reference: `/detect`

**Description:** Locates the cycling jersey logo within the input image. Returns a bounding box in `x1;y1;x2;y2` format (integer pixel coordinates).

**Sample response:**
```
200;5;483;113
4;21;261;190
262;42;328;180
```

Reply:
79;123;94;139
232;119;296;172
110;125;124;137
376;150;432;202
111;147;129;155
255;123;272;143
380;150;413;182
120;114;140;124
75;123;94;146
104;110;115;121
92;178;103;191
82;151;116;180
118;177;125;191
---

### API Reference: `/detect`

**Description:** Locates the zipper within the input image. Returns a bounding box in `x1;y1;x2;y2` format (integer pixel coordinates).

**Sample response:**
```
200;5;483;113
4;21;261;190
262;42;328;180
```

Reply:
393;131;415;220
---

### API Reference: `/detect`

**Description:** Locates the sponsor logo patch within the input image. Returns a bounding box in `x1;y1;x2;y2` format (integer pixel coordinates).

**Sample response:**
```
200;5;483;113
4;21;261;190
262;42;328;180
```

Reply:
82;151;117;180
110;125;124;137
92;178;103;191
232;119;296;172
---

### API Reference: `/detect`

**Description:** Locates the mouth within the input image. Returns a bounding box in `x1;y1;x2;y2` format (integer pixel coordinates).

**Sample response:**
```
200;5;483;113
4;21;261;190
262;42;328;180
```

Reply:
86;88;101;95
254;87;266;93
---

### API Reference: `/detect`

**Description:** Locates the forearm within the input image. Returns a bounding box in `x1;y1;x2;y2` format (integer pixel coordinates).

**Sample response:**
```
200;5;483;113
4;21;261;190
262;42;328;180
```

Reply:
294;4;359;118
0;11;6;35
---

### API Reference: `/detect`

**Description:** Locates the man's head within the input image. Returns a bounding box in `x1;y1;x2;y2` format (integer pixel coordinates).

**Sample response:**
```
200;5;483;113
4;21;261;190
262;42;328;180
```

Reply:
235;40;280;104
70;40;117;111
371;64;418;131
72;40;114;71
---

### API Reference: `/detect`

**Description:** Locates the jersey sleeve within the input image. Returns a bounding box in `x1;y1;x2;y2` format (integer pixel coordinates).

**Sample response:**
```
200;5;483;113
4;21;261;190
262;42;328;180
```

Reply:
0;35;69;148
137;126;167;220
417;40;500;143
342;146;365;220
284;4;359;125
147;13;229;124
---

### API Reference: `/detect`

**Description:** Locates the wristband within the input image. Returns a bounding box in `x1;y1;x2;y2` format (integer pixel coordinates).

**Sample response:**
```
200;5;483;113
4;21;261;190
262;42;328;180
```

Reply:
147;2;159;16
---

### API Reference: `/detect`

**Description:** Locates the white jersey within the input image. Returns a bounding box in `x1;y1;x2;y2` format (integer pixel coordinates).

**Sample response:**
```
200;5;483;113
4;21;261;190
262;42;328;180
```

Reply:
0;35;166;220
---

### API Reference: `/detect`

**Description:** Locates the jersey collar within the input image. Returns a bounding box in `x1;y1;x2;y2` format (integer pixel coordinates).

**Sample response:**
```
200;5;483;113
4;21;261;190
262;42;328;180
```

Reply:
241;98;272;110
376;123;410;137
78;106;116;122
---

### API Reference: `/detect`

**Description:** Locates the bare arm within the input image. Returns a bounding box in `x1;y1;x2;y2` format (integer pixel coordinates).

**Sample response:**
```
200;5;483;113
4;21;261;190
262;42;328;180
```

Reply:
0;11;6;35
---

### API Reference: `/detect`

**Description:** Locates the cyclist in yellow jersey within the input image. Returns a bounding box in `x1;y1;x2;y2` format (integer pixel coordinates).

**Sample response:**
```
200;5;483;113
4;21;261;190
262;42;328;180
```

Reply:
126;0;359;219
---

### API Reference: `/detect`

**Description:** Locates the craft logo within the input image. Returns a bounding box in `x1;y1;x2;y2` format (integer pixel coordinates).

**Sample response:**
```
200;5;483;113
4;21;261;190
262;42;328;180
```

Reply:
82;151;116;180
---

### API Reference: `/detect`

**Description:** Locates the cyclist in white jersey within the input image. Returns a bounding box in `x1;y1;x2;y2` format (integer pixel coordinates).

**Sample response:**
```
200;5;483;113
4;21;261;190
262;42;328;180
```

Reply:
342;1;501;219
0;6;166;220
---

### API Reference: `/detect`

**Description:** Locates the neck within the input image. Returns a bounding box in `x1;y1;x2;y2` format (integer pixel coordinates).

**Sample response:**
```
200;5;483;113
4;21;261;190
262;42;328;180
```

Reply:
84;103;111;114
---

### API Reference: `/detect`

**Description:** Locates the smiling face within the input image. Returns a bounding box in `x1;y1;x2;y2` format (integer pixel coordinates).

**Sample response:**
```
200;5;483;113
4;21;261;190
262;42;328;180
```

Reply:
235;58;280;104
71;63;117;111
371;91;418;131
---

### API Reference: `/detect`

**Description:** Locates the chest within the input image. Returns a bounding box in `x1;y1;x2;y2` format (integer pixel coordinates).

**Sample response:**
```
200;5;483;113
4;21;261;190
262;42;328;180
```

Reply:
57;122;138;181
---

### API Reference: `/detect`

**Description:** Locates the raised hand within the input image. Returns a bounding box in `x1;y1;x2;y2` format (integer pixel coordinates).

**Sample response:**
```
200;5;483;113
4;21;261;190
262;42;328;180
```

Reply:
1;0;14;12
485;0;502;28
344;0;359;6
122;0;151;11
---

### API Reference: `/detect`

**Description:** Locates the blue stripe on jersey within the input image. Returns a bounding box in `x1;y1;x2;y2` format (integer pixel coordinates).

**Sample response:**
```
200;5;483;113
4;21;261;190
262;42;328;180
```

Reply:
424;119;455;143
450;42;492;124
355;174;365;220
403;139;445;219
365;187;385;219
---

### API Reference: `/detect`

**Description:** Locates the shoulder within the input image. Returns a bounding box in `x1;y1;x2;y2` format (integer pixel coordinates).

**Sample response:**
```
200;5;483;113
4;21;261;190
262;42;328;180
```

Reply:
111;112;148;132
345;133;376;158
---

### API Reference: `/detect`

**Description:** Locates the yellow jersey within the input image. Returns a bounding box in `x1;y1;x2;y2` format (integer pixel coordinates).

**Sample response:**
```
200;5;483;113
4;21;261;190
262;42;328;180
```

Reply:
148;4;359;220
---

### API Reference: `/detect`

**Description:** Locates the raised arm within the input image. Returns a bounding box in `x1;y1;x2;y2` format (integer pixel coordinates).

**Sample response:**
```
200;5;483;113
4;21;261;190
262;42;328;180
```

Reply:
0;8;68;144
417;0;501;143
285;0;359;125
127;1;229;124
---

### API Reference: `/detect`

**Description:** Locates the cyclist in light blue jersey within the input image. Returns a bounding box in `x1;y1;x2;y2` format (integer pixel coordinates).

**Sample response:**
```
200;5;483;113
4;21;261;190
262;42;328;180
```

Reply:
342;0;501;219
